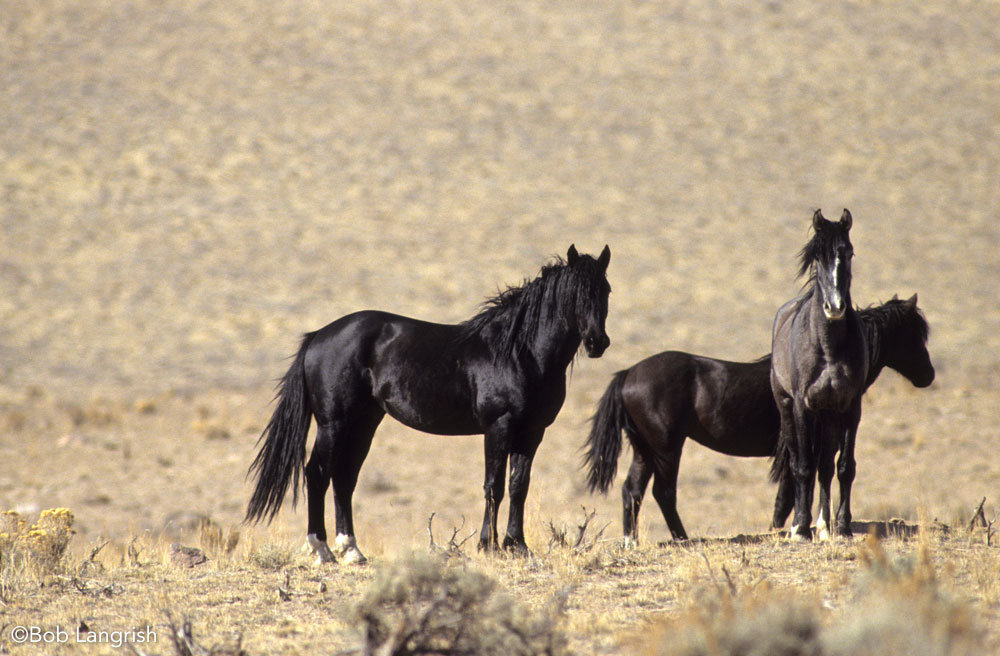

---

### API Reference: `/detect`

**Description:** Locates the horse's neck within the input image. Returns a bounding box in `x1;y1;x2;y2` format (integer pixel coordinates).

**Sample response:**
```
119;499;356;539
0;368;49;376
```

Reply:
527;315;579;374
862;316;887;389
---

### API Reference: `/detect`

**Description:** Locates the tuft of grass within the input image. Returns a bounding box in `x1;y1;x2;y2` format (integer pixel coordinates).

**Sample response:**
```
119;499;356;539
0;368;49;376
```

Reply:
247;541;296;571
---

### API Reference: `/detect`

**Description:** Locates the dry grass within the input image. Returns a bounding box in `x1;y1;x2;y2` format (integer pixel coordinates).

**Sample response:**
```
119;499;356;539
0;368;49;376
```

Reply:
3;0;1000;654
1;511;999;654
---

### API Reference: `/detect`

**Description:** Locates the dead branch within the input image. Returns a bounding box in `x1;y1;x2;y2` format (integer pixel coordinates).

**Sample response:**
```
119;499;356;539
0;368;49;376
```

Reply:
573;507;597;549
969;497;987;531
427;512;475;559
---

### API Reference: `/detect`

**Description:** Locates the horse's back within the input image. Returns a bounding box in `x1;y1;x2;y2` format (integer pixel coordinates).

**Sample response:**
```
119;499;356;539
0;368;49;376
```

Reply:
302;311;469;423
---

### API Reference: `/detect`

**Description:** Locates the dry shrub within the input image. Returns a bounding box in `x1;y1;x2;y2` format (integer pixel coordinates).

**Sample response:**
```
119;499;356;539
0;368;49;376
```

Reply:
355;554;568;656
1;508;76;602
823;537;978;656
642;590;822;656
643;537;978;656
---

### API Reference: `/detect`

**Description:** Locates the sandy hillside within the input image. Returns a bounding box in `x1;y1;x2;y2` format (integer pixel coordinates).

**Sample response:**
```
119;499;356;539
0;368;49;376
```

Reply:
2;0;999;551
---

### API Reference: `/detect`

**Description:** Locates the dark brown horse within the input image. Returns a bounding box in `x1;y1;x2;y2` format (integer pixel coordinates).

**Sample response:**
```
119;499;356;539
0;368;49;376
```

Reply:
247;245;611;563
583;294;931;542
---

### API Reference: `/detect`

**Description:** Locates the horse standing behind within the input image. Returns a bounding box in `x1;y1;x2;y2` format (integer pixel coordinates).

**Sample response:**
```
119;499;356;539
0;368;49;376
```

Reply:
583;294;932;543
771;209;867;540
246;245;611;563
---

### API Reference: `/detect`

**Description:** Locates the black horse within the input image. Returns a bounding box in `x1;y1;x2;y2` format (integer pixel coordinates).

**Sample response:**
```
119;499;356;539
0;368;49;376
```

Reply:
247;245;611;563
770;209;868;540
584;294;932;542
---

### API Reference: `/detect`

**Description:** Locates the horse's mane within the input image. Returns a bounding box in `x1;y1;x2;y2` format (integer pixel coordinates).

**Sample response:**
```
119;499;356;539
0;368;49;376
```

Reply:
458;255;605;361
858;297;930;343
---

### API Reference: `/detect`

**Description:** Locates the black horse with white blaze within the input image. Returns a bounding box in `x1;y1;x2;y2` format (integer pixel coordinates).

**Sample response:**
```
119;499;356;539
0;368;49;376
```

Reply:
246;245;611;563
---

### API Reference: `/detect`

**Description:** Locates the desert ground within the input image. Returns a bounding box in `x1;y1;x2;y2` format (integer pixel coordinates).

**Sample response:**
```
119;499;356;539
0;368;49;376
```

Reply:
2;1;999;654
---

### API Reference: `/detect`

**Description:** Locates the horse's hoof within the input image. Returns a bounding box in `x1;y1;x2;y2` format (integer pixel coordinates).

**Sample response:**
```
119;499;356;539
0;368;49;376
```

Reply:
501;537;531;557
334;534;368;565
816;518;831;542
788;525;812;542
307;534;337;565
622;536;637;550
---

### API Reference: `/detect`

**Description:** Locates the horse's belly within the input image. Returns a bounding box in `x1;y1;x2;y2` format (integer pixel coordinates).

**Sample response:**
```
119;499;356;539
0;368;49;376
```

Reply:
376;389;483;435
384;401;481;436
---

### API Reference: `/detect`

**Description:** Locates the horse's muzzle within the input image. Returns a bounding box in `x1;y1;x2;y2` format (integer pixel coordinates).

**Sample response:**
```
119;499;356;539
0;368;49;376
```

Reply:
584;333;610;358
823;301;846;321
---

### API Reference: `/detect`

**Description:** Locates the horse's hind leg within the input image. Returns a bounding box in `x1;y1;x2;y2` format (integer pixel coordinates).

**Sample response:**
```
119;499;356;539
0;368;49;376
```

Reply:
650;436;687;541
305;426;337;564
305;400;384;566
329;403;385;564
622;453;653;546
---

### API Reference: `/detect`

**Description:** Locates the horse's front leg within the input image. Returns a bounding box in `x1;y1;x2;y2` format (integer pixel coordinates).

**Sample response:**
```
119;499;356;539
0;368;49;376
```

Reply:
479;417;511;552
835;401;862;537
503;429;544;555
815;423;836;541
789;399;818;541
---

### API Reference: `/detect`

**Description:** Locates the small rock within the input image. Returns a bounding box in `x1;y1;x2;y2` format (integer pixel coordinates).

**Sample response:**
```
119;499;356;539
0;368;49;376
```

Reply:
170;543;208;568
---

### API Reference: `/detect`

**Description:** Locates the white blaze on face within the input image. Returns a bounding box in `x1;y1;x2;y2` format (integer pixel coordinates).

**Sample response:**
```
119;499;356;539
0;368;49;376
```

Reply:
824;254;845;319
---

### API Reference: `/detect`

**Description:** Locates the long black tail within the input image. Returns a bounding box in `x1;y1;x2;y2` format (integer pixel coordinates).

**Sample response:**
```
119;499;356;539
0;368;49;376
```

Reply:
769;432;789;484
584;369;633;494
246;333;316;524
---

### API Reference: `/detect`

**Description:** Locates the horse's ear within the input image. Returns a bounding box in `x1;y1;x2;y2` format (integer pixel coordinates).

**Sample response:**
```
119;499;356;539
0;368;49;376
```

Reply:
906;293;918;307
812;209;826;231
597;244;611;272
567;244;580;265
840;208;852;231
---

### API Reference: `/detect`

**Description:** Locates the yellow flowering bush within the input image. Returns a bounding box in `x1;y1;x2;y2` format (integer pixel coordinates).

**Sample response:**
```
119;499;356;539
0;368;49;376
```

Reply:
0;508;75;574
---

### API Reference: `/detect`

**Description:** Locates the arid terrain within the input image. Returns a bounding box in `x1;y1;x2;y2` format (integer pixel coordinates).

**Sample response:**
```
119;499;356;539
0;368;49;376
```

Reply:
2;1;999;653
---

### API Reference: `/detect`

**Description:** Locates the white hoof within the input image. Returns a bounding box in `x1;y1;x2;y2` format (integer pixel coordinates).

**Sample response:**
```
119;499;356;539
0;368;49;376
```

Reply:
307;534;337;565
816;518;831;542
788;525;809;542
334;533;368;565
622;536;637;550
